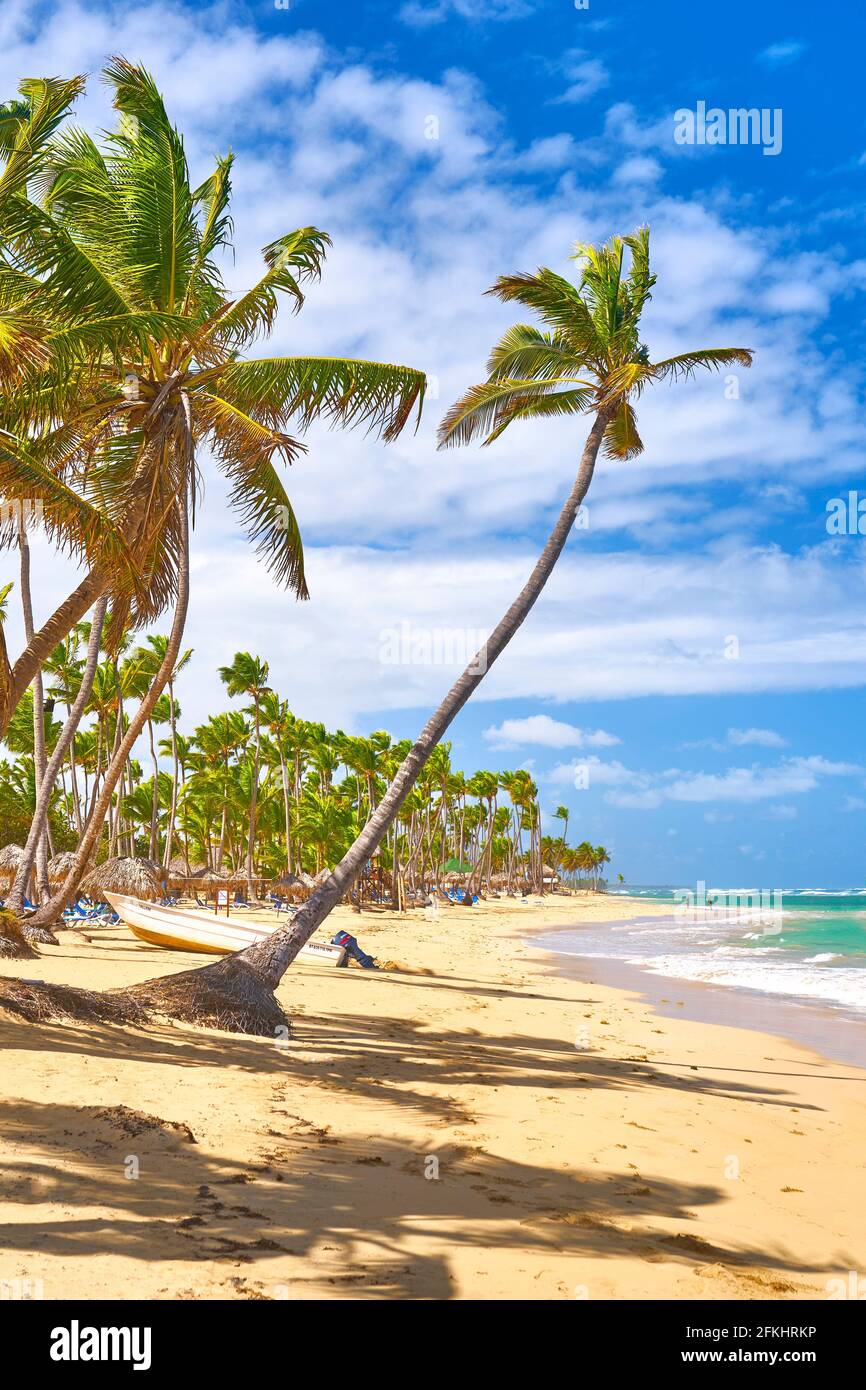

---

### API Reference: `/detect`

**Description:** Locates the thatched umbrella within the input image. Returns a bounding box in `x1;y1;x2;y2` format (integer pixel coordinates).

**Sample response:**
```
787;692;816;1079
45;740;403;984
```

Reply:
0;844;25;890
47;851;79;883
80;856;161;902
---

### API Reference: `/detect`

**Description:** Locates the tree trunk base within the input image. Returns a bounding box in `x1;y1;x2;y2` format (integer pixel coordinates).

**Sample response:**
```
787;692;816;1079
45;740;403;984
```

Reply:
0;911;39;960
23;924;59;947
120;956;289;1037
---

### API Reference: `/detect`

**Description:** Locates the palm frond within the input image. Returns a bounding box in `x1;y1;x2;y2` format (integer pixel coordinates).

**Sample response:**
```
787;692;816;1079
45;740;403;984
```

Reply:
0;430;133;571
103;56;199;311
212;355;425;441
438;376;594;448
0;306;50;381
488;269;605;361
602;400;644;460
213;227;331;345
486;323;579;381
196;392;305;469
218;449;308;599
0;75;85;197
649;347;754;383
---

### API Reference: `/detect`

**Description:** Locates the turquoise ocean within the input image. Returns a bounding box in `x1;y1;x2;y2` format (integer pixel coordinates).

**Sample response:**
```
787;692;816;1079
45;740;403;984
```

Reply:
540;888;866;1017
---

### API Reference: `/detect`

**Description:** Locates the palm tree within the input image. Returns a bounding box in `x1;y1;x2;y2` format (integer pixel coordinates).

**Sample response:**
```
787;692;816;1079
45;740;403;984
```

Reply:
219;653;271;894
259;692;295;874
18;59;424;924
1;58;424;732
122;226;751;1032
4;595;108;916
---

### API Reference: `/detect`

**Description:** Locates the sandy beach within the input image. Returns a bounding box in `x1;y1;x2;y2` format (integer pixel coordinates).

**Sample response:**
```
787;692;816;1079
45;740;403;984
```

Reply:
0;892;863;1301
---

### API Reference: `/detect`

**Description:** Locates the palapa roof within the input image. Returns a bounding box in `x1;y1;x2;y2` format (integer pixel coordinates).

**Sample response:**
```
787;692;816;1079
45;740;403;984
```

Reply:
80;856;162;901
47;851;79;879
0;843;25;869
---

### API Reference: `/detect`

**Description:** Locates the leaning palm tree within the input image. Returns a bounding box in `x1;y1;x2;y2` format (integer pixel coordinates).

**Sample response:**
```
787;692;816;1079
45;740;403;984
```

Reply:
114;226;752;1033
19;58;424;926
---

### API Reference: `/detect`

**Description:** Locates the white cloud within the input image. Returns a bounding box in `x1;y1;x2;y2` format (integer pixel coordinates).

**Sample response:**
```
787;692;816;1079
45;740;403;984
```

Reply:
664;757;859;804
757;40;807;67
727;727;787;748
399;0;531;25
483;715;619;749
553;53;610;105
613;156;663;185
542;752;858;817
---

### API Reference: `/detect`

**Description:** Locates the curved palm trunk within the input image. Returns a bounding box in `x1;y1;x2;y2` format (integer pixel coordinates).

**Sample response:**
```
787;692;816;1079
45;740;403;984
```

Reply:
26;495;191;927
17;518;51;903
0;566;106;739
246;702;261;898
7;596;109;916
278;750;292;874
162;682;180;870
136;407;610;1020
147;719;160;861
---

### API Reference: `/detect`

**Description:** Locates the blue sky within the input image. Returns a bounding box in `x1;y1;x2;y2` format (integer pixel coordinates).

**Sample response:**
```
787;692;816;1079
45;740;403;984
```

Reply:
2;0;866;886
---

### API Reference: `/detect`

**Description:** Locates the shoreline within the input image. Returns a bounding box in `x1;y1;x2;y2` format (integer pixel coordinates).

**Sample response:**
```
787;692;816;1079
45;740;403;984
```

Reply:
531;919;866;1070
1;891;864;1300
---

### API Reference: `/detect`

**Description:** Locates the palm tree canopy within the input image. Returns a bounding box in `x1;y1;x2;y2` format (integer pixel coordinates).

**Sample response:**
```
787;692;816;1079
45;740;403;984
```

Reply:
437;226;752;459
0;59;426;647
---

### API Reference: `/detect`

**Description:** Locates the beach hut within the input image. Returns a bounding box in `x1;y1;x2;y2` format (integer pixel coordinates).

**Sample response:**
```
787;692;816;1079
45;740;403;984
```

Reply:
163;859;205;897
47;851;80;885
269;872;310;905
0;844;25;891
80;856;162;903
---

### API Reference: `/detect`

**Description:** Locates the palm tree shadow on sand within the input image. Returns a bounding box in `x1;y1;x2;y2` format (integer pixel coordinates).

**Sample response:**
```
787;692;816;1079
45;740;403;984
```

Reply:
0;1003;853;1298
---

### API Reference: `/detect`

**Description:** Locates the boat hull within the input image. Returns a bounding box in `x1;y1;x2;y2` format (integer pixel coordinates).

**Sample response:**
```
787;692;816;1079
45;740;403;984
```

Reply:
105;893;346;964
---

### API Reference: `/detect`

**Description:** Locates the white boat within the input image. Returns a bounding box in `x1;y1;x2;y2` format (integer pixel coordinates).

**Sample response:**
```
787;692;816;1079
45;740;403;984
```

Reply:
105;893;346;965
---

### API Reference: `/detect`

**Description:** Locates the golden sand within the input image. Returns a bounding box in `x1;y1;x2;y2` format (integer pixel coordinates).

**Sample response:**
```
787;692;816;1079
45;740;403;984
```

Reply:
0;892;863;1300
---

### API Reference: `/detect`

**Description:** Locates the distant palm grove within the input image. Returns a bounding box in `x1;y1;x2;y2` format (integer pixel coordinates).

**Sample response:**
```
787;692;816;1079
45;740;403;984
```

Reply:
0;637;612;899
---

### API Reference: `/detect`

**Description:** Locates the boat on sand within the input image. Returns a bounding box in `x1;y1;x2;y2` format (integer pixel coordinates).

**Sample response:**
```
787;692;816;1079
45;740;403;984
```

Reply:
105;893;346;964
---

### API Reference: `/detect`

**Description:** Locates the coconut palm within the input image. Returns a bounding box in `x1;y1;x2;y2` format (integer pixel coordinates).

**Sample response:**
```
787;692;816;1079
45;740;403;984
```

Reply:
113;226;750;1032
219;653;271;895
16;59;424;924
